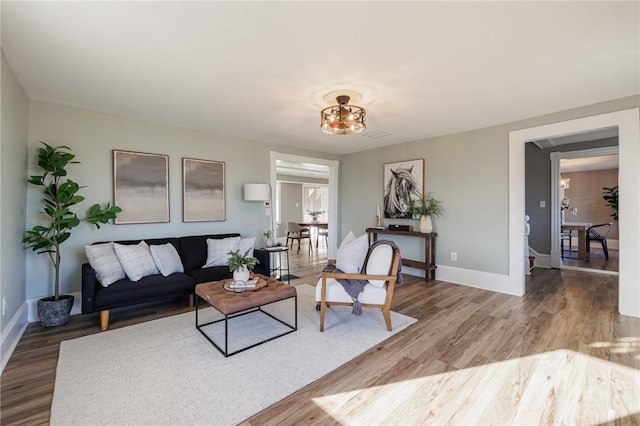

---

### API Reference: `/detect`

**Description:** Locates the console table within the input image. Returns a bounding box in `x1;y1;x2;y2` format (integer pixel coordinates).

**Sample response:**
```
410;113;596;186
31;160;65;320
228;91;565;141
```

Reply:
366;228;437;281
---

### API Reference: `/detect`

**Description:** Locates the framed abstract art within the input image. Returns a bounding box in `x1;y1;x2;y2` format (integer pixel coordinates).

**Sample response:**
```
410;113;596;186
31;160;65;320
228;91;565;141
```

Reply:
182;157;226;222
113;150;169;224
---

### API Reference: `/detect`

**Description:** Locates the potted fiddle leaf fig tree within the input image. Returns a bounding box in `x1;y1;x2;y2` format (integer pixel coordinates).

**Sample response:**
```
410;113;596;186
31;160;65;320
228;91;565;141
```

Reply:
23;142;121;327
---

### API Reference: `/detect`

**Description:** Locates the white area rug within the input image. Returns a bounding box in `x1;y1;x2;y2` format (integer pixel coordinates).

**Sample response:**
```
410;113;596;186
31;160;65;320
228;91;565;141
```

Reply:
50;284;416;425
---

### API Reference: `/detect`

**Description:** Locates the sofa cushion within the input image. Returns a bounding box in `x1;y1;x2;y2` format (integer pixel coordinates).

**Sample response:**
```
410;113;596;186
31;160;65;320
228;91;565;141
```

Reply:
238;237;256;257
114;241;159;281
93;273;195;311
203;236;242;267
186;266;233;284
179;234;241;272
150;243;184;277
84;242;125;287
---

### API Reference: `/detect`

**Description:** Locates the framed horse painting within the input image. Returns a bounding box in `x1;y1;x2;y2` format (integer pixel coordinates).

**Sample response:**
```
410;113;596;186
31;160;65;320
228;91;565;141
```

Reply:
383;159;424;218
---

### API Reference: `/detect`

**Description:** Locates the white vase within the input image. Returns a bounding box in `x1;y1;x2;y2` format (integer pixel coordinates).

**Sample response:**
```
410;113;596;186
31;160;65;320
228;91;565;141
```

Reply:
233;267;250;283
419;215;433;233
265;237;274;248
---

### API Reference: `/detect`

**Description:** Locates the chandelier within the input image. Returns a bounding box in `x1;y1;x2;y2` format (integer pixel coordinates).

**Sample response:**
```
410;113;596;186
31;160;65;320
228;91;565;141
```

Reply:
320;95;366;135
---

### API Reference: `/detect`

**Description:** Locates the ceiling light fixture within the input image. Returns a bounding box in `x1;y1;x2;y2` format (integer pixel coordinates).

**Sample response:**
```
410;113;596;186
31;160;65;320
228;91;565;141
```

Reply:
320;95;366;135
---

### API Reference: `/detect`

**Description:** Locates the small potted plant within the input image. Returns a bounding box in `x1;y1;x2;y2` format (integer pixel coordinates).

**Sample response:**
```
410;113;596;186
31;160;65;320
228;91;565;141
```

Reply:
307;210;325;223
227;249;259;282
23;142;121;327
262;229;275;247
407;193;444;233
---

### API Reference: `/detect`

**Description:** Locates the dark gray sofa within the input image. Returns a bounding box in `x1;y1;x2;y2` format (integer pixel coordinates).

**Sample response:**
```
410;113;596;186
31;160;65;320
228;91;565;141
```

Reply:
82;233;265;330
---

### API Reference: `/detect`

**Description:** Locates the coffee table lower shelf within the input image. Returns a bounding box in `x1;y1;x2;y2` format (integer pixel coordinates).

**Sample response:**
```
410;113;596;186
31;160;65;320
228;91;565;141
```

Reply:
194;279;297;357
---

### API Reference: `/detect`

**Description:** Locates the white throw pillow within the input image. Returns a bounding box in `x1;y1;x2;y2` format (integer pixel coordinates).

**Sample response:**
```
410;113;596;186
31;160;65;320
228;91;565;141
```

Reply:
366;244;394;287
335;232;369;274
114;241;159;282
150;243;184;277
238;237;256;257
84;242;125;287
203;237;241;268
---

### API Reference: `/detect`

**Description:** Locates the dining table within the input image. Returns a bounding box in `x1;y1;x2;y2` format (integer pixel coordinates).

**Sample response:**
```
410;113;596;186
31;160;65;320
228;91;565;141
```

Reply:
297;222;328;248
561;222;592;260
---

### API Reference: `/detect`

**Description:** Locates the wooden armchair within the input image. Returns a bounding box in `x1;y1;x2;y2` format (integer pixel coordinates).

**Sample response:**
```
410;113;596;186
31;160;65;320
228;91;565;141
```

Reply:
315;244;401;331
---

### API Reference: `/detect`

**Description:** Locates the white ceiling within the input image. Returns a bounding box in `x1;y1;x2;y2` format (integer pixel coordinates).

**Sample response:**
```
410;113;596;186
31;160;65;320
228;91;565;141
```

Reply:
2;2;638;155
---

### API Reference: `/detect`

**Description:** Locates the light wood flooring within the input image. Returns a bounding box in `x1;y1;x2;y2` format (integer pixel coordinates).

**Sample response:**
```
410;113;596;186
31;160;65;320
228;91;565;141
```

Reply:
2;241;639;425
561;245;619;272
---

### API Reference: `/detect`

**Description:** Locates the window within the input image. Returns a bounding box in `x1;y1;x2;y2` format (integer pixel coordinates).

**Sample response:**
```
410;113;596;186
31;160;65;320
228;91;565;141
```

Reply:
302;184;329;222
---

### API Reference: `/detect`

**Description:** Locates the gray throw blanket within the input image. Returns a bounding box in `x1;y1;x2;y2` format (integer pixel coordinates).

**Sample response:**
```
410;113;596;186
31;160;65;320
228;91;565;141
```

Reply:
320;240;402;315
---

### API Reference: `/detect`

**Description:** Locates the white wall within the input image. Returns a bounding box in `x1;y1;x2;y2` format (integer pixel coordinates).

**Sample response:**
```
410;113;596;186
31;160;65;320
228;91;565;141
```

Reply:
25;101;338;299
1;51;30;370
340;96;639;295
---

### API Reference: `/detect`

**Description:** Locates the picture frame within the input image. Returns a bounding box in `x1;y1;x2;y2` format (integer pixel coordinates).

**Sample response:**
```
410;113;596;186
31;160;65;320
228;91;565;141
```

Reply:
383;159;424;219
113;150;169;224
182;157;226;222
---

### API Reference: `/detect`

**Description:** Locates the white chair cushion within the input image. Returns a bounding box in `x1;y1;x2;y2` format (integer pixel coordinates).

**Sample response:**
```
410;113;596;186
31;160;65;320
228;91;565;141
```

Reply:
366;244;394;288
335;233;369;274
203;236;241;267
84;242;125;287
150;243;184;277
315;277;387;305
238;237;256;257
114;241;159;282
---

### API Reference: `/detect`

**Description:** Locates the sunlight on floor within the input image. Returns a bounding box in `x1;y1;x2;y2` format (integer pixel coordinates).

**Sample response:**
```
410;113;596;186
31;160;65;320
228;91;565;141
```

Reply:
311;350;640;425
590;337;640;357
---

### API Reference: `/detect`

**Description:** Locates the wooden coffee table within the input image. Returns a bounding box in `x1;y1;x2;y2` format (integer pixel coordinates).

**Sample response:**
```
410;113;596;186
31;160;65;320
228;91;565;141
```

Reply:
195;276;297;357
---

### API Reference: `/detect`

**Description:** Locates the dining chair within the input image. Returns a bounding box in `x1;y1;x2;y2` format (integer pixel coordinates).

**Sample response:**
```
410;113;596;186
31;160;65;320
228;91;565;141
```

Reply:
587;222;613;260
286;222;312;254
560;229;572;258
317;225;328;247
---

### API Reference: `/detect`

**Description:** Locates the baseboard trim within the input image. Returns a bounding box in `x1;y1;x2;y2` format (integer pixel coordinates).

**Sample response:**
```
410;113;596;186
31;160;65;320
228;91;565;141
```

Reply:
1;302;29;374
532;253;551;269
403;265;519;296
27;291;82;323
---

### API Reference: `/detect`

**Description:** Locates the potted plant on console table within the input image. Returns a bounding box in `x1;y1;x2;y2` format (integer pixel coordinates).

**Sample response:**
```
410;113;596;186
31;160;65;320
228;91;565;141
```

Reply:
23;142;121;327
227;249;259;282
408;193;444;233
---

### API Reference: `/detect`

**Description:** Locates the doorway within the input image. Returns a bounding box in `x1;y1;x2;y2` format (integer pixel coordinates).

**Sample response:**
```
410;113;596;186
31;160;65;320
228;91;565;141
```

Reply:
270;152;339;259
552;147;619;274
509;107;640;318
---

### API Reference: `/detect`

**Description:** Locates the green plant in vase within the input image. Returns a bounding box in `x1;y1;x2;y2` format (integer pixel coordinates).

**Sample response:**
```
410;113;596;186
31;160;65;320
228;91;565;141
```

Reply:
407;193;444;233
23;142;121;327
262;229;275;247
227;249;259;282
307;210;325;222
